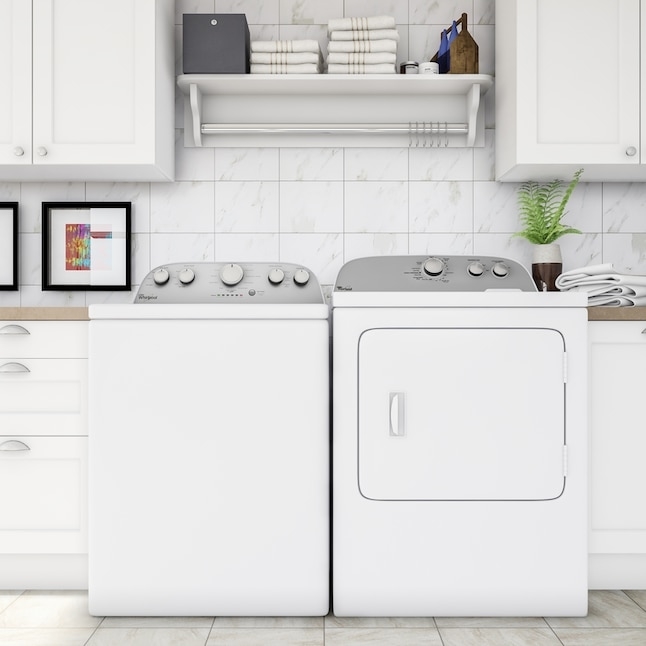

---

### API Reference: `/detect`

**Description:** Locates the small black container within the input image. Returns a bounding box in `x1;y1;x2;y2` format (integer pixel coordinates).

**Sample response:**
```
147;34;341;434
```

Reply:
183;14;250;74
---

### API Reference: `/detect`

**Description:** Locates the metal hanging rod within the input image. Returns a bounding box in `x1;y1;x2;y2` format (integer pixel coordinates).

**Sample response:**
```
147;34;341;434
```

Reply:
200;122;469;135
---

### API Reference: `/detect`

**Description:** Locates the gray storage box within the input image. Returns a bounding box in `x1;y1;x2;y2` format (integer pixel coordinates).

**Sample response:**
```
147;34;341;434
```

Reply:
183;14;250;74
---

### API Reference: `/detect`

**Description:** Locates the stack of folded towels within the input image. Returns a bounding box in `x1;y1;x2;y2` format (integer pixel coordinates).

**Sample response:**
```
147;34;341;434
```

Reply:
327;15;398;74
250;39;322;74
555;263;646;306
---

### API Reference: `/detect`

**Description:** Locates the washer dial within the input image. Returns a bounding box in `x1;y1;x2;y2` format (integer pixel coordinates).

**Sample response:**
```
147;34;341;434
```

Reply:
293;268;310;286
153;268;170;285
467;262;485;277
220;263;244;286
492;262;509;278
423;257;445;276
178;268;195;285
268;268;285;285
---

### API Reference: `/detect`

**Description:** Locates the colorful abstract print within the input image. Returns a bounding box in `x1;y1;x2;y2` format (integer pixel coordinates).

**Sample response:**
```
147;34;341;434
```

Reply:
65;223;113;271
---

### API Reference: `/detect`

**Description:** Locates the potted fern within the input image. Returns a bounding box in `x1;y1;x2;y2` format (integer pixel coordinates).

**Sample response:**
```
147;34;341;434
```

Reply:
514;168;583;291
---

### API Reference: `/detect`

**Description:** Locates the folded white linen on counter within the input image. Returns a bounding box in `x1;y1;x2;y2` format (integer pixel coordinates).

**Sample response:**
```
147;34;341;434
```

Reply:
250;51;321;65
327;62;396;74
555;263;646;306
329;29;400;41
327;51;396;65
328;15;396;32
251;39;320;53
250;63;320;74
328;39;398;53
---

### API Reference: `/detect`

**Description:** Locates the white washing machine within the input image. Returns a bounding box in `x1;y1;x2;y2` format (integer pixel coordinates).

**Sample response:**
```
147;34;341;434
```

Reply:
332;255;588;617
89;262;329;616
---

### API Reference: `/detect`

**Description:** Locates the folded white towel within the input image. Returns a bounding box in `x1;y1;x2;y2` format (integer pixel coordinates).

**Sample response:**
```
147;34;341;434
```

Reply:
328;39;398;53
251;39;320;53
328;15;396;32
327;63;396;74
327;52;396;65
250;63;320;74
588;293;646;307
329;29;400;42
251;52;320;65
555;264;646;290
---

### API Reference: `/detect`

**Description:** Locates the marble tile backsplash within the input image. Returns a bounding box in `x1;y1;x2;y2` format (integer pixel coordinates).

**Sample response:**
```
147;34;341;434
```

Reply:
2;0;646;306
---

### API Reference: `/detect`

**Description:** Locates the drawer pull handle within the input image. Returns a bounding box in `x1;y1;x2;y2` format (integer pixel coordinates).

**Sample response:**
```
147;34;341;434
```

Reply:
0;324;30;335
642;328;646;334
0;440;30;452
0;362;30;373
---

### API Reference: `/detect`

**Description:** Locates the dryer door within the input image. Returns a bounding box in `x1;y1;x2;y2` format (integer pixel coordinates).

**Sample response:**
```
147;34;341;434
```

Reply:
358;327;566;501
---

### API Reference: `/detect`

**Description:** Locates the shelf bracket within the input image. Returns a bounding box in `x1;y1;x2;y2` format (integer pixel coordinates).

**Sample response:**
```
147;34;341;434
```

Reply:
189;83;203;147
466;83;481;148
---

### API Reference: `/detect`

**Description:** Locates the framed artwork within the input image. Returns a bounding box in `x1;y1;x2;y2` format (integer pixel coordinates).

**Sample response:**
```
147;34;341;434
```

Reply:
0;203;18;290
42;202;131;291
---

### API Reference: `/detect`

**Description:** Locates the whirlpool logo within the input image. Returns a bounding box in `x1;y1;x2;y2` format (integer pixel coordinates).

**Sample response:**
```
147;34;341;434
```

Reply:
137;294;158;301
336;285;353;291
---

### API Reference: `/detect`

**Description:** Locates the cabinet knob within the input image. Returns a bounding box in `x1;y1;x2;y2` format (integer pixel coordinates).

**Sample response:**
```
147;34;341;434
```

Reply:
13;146;24;157
626;146;637;157
36;146;48;157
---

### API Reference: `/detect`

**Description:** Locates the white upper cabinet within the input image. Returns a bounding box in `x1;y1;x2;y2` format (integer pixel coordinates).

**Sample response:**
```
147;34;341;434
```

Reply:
0;0;31;168
496;0;645;181
0;0;174;182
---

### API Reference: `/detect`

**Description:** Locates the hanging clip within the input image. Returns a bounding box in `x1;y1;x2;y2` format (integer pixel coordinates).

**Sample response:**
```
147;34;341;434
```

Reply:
444;121;449;147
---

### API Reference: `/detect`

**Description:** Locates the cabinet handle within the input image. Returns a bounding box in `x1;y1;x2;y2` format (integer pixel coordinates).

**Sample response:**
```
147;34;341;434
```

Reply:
0;440;31;452
13;146;24;157
0;362;30;373
0;324;30;335
642;328;646;334
626;146;637;157
36;147;48;157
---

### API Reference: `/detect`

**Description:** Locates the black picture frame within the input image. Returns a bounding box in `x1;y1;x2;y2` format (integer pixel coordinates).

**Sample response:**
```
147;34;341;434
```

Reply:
0;203;18;290
42;202;131;291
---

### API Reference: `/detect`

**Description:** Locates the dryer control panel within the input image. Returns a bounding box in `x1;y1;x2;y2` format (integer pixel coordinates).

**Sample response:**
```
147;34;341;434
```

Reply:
135;262;324;304
334;255;538;292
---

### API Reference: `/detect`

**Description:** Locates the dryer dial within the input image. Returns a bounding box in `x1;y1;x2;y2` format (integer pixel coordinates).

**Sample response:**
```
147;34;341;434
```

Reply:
220;263;244;286
178;268;195;285
423;257;445;276
153;268;170;285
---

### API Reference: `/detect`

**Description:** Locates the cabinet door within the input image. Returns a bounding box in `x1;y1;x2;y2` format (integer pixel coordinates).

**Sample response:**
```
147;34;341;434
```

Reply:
519;0;639;165
0;0;31;167
589;321;646;554
0;437;87;553
32;0;158;165
0;359;87;436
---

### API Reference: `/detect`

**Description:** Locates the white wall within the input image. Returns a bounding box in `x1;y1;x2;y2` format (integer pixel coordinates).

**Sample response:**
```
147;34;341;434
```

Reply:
1;0;645;306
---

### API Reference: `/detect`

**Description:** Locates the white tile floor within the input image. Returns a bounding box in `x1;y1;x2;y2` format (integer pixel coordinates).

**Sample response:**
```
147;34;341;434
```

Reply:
0;590;645;645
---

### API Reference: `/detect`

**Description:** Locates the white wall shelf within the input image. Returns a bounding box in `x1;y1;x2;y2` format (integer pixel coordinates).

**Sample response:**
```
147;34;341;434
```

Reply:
177;74;493;148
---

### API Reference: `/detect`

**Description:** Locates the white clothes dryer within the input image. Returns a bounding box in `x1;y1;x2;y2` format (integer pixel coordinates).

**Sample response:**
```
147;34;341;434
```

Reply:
89;262;329;616
332;255;588;617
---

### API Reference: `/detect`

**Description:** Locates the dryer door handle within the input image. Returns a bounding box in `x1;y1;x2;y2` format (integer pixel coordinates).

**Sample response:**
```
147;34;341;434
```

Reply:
389;392;405;437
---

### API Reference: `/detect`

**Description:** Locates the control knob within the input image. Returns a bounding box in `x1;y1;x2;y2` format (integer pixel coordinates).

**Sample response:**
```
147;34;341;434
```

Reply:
467;262;484;277
178;268;195;285
293;268;310;286
423;257;445;276
220;263;244;286
492;262;509;278
153;268;170;285
268;268;285;285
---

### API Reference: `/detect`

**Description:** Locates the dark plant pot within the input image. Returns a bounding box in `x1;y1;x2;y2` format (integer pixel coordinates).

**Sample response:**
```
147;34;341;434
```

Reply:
532;262;562;292
532;243;562;292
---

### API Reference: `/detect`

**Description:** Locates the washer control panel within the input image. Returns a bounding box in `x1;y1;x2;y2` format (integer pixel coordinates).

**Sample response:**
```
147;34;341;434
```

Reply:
136;262;323;304
334;255;537;292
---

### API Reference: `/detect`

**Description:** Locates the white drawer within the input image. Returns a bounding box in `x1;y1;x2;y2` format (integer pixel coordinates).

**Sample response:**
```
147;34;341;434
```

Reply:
0;436;87;554
0;321;87;358
0;359;87;436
